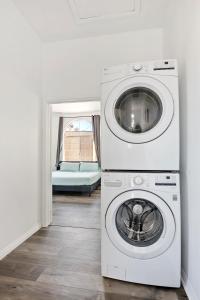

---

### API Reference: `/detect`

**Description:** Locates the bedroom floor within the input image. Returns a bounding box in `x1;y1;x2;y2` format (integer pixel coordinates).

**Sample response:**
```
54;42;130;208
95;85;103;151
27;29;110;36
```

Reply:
52;189;100;229
0;188;188;300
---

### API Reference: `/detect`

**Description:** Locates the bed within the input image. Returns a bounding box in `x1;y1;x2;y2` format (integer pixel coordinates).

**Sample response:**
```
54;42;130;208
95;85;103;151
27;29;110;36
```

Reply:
52;161;101;195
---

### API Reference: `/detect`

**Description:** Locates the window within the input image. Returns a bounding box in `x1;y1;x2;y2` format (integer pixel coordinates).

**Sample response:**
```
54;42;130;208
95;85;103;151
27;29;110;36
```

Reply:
63;117;97;161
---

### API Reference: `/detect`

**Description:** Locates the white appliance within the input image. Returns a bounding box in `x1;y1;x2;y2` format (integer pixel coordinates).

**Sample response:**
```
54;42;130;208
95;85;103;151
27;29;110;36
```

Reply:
101;60;179;171
101;172;181;287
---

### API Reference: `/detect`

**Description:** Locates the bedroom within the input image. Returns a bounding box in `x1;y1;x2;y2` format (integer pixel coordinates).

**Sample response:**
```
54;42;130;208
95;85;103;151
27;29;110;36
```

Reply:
51;101;101;227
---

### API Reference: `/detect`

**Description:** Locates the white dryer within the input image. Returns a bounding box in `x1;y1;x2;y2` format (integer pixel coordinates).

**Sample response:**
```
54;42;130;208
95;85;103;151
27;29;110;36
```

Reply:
101;172;181;287
101;60;179;171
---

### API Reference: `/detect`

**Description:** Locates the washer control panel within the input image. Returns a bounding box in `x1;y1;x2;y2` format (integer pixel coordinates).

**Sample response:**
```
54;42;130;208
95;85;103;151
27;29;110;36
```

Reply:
129;173;177;189
102;172;179;191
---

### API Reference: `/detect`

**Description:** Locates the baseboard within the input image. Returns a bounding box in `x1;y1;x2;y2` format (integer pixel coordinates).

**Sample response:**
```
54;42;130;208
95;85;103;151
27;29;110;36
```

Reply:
0;223;41;260
182;269;199;300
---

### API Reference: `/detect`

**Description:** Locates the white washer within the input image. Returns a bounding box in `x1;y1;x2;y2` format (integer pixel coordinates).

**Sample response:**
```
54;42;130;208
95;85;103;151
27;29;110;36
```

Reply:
101;59;179;171
101;172;181;287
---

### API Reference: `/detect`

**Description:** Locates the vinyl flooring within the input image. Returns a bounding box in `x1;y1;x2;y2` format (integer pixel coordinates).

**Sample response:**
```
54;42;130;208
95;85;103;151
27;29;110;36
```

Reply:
0;188;188;300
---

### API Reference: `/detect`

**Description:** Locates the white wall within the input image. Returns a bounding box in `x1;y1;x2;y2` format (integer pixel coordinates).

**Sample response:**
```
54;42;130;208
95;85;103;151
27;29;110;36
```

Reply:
164;2;200;300
43;28;163;100
0;0;42;257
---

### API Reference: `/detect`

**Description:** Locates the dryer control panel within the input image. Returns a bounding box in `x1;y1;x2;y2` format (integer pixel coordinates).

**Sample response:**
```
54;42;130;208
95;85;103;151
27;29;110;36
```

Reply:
102;59;178;83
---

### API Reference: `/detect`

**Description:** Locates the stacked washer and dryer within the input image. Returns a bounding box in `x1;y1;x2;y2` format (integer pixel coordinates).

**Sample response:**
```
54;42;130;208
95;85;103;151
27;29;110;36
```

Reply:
100;60;180;287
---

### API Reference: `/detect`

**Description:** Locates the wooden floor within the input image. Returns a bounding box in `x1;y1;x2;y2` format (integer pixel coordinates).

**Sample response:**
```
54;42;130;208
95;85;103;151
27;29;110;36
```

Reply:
0;189;188;300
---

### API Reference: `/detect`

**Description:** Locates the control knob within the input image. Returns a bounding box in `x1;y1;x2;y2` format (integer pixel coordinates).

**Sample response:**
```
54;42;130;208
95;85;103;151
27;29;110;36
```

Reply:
134;64;143;71
134;176;144;185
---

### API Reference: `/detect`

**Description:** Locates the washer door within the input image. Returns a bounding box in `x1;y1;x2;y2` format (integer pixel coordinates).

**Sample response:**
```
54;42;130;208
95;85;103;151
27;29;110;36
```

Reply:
105;76;174;143
106;190;175;259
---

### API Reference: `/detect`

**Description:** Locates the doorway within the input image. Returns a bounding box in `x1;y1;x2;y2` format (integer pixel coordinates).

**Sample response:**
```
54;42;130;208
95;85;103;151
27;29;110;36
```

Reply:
42;98;101;227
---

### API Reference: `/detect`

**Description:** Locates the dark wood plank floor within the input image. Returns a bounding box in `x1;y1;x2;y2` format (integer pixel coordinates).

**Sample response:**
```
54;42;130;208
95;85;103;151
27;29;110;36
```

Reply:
0;188;188;300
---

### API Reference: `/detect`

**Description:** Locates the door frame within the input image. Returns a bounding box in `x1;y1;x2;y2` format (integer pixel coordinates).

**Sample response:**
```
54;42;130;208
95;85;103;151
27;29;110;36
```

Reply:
42;97;99;227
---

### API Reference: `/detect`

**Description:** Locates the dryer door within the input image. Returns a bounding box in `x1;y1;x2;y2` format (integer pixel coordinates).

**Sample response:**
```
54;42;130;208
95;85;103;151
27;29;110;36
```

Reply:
105;76;174;143
106;190;176;259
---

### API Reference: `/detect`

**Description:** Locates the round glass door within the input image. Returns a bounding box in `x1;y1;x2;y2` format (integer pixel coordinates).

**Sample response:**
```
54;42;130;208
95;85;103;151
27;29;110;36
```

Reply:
116;198;163;247
105;76;174;144
114;87;163;134
106;190;176;259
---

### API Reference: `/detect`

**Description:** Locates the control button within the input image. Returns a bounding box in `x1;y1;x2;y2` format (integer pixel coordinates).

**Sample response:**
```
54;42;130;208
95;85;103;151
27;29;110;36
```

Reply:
134;64;143;71
134;176;144;185
173;195;178;201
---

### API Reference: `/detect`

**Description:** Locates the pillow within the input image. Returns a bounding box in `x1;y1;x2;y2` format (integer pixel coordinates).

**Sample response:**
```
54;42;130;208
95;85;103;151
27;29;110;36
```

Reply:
80;162;99;172
60;162;80;172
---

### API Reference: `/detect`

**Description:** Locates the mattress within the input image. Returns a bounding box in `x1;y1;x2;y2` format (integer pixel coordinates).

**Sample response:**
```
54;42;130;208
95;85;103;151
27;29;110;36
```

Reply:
52;171;101;186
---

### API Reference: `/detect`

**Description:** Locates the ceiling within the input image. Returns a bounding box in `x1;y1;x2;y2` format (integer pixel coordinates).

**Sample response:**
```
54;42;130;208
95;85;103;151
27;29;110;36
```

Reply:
52;101;100;114
12;0;168;42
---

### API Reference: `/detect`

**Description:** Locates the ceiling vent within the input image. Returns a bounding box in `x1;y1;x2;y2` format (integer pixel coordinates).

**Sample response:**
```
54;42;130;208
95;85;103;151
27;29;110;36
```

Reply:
69;0;141;23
